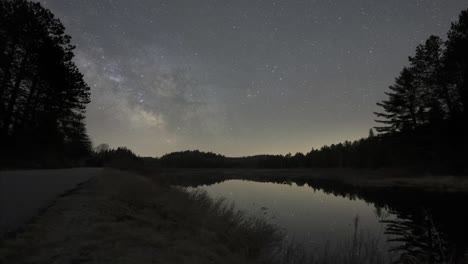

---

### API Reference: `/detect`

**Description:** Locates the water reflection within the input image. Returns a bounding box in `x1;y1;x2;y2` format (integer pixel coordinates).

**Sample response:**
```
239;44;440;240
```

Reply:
383;210;448;263
188;179;468;263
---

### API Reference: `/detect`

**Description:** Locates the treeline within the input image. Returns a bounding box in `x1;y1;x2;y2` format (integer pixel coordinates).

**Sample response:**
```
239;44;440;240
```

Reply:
160;150;225;168
0;0;91;168
90;145;144;170
108;132;461;172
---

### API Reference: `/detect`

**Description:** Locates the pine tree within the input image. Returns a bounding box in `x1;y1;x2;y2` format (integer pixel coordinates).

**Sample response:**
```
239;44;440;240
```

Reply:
375;67;419;133
0;0;91;166
444;9;468;118
409;36;447;123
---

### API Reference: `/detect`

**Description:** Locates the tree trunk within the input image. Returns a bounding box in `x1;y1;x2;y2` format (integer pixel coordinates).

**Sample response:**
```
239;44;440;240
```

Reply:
13;75;38;134
1;56;27;136
0;39;17;103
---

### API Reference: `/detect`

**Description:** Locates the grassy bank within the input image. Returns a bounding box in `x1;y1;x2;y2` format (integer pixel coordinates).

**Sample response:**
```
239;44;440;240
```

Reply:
0;169;281;264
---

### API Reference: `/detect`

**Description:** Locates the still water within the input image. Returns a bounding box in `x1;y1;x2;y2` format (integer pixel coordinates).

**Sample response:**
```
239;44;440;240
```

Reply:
191;180;393;252
189;179;468;261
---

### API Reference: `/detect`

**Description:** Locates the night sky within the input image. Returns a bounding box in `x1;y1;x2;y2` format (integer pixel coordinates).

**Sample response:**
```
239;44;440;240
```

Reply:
37;0;466;157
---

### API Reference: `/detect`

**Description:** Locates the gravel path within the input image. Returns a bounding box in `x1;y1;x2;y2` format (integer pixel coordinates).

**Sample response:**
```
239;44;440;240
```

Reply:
0;168;102;236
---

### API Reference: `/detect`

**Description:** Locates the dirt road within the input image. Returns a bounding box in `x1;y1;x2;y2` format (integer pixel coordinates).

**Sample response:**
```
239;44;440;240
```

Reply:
0;168;102;236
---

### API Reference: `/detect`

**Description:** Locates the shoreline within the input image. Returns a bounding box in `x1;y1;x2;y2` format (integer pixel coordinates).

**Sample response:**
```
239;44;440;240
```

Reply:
152;168;468;193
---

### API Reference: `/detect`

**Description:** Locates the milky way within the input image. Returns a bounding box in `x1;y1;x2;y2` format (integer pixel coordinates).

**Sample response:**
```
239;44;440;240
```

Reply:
37;0;467;156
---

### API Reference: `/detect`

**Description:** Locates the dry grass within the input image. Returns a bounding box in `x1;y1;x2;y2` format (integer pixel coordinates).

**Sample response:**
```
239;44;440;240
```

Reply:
269;215;467;264
269;215;393;264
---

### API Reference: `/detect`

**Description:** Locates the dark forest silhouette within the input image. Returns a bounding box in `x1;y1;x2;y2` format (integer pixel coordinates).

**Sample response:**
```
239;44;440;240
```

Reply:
0;0;91;168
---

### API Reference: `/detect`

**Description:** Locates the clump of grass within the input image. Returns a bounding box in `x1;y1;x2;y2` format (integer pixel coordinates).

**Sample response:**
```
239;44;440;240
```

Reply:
175;188;284;259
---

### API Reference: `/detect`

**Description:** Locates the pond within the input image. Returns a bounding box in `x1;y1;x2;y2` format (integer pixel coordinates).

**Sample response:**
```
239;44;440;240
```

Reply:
188;179;468;262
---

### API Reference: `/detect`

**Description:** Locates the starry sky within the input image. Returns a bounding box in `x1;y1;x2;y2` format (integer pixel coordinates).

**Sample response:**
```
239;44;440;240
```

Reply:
37;0;467;157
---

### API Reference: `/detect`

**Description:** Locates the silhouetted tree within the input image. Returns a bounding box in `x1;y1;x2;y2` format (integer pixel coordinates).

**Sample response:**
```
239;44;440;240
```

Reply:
376;31;464;133
0;0;91;167
444;9;468;118
410;36;448;123
160;150;226;168
375;68;419;133
95;143;110;153
370;9;468;172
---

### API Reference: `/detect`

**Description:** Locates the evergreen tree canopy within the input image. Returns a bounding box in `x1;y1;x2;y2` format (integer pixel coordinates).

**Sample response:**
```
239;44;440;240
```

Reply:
375;67;418;133
445;9;468;117
0;0;91;167
375;9;468;134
